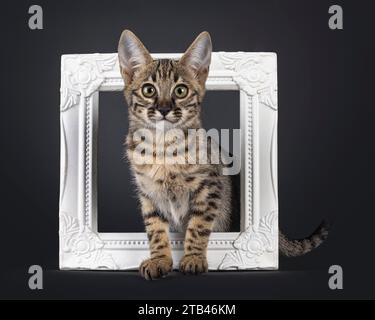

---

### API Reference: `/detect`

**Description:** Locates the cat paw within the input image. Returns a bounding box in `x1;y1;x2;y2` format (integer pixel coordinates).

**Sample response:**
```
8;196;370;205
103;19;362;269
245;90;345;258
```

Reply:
179;254;208;275
139;257;173;280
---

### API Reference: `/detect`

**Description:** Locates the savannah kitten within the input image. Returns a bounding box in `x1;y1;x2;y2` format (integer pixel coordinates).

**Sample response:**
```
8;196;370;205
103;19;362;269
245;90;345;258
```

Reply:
118;30;329;280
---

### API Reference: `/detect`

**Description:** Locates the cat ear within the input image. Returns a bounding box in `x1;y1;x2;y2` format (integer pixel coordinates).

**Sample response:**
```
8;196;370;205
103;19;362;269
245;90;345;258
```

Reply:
118;30;153;83
180;31;212;83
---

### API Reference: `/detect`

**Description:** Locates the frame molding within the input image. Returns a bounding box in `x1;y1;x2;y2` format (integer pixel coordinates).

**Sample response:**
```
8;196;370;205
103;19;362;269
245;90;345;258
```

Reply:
59;52;278;270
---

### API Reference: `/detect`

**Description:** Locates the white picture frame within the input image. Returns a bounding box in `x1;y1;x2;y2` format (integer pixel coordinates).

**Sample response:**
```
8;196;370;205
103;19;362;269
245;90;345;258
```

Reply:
59;52;278;271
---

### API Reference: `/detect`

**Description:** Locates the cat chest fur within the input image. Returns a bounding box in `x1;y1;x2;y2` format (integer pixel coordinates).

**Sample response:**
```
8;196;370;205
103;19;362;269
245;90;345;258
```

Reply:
135;164;193;228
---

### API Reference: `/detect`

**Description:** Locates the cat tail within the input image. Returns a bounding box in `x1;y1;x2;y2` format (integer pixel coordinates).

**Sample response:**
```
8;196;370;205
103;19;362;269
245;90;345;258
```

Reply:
279;220;330;257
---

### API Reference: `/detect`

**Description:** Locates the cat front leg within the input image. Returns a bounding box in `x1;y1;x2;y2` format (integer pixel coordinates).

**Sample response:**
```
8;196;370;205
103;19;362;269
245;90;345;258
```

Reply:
179;184;219;274
139;195;173;280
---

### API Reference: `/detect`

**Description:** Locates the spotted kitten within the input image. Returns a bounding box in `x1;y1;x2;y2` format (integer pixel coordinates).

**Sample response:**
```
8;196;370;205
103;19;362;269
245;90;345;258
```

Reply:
118;30;329;280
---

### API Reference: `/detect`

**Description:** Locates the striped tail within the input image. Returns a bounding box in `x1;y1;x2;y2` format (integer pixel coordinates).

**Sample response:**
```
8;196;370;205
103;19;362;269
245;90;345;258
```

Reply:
279;221;330;257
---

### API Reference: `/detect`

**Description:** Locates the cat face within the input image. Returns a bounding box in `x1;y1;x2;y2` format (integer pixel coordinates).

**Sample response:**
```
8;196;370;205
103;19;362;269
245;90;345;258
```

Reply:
118;30;212;129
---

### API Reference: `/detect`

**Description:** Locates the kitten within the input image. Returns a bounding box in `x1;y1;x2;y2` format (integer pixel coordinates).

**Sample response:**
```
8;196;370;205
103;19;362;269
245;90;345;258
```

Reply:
118;30;329;280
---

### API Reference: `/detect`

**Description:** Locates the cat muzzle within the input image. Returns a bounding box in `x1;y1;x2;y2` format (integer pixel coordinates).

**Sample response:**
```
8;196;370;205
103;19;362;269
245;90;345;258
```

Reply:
157;106;172;117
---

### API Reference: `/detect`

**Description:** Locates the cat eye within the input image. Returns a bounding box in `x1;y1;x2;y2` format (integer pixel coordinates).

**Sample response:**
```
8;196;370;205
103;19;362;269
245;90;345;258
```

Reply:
142;84;156;98
174;84;189;99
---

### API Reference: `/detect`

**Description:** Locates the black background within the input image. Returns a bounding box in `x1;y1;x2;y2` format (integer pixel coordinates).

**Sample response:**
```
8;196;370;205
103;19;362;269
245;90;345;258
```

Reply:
0;0;374;299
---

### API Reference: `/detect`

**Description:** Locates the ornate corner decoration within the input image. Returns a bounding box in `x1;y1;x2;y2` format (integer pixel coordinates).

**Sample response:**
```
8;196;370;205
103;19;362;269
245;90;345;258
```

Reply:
60;212;118;270
60;54;118;112
218;52;278;109
218;211;277;270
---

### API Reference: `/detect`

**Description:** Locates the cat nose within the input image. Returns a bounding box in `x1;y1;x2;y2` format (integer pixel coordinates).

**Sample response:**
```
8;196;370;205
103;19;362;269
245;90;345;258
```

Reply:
157;106;172;117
